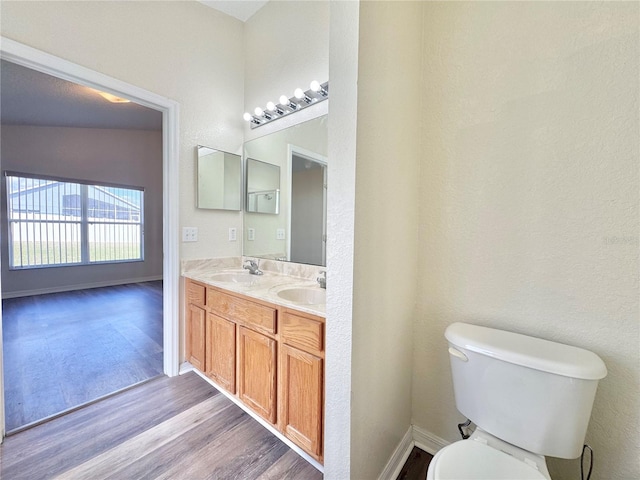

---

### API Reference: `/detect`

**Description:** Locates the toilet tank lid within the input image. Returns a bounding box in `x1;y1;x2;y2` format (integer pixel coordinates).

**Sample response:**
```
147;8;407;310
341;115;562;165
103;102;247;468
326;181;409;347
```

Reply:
445;323;607;380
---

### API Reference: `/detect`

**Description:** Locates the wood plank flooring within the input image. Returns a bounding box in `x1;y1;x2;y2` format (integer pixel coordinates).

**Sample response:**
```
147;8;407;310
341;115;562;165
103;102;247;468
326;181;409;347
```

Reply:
396;446;433;480
2;281;164;432
0;371;322;480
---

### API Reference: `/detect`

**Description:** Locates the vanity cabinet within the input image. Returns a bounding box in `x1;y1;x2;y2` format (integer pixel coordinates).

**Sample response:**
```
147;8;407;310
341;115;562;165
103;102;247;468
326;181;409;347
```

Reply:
238;326;277;423
206;312;236;393
185;280;206;371
279;309;324;460
183;277;325;462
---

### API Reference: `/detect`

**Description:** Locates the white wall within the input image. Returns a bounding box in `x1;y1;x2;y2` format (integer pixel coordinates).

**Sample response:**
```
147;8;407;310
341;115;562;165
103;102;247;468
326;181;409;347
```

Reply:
0;125;163;296
350;2;423;478
413;3;639;480
0;0;246;262
325;0;359;476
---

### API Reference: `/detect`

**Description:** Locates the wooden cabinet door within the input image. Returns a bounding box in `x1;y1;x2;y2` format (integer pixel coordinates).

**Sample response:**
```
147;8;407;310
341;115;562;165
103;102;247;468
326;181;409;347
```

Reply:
186;303;206;371
238;326;277;424
206;313;236;393
279;344;323;459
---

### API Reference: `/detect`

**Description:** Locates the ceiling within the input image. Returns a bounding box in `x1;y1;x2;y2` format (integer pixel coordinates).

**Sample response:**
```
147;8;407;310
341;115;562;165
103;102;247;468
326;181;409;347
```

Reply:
199;0;268;22
0;60;163;131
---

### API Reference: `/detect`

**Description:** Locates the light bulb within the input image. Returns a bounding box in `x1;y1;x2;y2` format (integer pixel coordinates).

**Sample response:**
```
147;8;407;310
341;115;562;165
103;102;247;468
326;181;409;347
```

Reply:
266;101;276;111
279;95;289;105
254;107;264;116
294;88;304;99
243;112;252;122
310;80;321;92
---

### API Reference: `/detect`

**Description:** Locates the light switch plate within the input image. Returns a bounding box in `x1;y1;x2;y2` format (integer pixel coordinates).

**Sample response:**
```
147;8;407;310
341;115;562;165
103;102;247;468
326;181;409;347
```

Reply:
229;227;237;241
248;228;255;241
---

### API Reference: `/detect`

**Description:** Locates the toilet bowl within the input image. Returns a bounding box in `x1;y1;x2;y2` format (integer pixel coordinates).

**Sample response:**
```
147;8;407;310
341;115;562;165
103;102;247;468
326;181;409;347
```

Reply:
426;429;550;480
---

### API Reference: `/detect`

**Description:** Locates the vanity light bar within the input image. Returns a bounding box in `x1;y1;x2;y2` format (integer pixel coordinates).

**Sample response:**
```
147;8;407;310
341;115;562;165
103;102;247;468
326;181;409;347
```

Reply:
243;81;329;129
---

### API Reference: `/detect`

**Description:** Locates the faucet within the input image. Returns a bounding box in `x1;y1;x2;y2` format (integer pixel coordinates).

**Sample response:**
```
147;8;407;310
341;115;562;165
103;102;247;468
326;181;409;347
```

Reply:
317;271;326;289
243;259;263;275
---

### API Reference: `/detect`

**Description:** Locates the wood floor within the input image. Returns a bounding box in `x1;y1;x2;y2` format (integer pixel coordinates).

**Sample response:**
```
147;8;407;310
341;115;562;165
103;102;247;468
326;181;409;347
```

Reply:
2;281;164;432
0;371;322;480
396;446;433;480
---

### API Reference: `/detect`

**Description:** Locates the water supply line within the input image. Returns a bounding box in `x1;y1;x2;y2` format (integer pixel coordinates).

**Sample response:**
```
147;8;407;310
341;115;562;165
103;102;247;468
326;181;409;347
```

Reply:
458;419;472;440
581;444;593;480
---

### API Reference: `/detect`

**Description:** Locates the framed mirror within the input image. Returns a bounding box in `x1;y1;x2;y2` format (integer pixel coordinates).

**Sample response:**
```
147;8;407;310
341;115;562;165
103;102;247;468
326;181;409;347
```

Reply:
243;115;328;266
196;146;241;211
246;158;280;214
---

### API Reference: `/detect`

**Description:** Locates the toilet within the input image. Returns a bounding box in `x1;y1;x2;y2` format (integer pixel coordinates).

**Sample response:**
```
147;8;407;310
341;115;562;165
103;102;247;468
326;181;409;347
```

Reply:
426;322;607;480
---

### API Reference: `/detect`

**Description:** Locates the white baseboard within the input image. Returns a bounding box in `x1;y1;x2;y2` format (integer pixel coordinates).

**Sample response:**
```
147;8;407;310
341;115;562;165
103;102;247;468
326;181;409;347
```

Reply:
378;425;415;480
2;275;163;299
378;425;451;480
412;425;449;455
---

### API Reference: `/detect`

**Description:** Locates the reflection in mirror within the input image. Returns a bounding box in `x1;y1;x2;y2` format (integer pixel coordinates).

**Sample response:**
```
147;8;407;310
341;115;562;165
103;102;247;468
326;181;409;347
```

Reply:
243;115;328;266
246;158;280;214
196;146;241;210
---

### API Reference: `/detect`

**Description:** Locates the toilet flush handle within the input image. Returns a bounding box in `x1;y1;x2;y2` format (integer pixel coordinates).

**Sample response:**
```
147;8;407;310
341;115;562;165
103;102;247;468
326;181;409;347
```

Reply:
448;347;468;362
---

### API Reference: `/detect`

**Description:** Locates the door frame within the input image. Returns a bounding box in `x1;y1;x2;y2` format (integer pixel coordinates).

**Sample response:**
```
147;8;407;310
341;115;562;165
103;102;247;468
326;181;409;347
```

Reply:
286;144;328;264
0;37;181;440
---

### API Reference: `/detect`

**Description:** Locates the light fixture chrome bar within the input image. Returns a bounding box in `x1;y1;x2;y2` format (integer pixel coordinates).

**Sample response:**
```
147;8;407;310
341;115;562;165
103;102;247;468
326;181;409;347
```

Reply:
245;81;329;129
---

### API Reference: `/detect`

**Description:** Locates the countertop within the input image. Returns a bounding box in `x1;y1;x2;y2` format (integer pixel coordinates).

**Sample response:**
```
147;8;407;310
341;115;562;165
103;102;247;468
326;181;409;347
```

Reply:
182;258;326;318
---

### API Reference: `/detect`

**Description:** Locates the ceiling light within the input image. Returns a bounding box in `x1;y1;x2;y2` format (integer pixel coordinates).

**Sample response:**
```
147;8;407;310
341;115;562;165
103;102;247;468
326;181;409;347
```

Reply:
95;90;131;103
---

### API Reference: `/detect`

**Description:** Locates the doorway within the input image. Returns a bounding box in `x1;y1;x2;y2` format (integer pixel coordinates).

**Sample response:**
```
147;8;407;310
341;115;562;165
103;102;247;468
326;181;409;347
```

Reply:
288;147;327;266
0;37;180;440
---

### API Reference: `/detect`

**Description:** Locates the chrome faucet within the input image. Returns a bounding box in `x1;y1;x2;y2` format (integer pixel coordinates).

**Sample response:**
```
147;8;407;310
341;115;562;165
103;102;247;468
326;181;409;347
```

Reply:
317;271;326;289
243;259;263;275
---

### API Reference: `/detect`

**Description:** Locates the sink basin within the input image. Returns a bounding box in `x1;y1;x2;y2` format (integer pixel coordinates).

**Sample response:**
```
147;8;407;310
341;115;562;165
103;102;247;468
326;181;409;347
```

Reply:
277;287;326;305
209;272;259;284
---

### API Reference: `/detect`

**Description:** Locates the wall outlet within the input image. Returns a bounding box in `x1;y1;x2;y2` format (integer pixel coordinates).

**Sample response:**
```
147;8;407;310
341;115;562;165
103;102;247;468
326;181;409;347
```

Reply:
228;227;237;242
276;228;285;240
247;228;255;241
182;227;198;242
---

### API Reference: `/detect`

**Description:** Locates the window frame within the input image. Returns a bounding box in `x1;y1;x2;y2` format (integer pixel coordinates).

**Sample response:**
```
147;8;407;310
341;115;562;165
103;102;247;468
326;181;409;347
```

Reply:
5;171;145;270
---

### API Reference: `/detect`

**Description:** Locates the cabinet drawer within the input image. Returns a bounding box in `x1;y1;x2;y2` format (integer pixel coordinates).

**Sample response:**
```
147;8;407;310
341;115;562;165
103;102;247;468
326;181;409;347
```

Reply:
186;280;206;306
207;289;276;335
281;311;324;353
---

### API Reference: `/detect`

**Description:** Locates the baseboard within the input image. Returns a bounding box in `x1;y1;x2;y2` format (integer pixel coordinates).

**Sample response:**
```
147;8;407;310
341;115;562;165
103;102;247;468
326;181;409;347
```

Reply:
378;425;451;480
412;425;450;455
2;275;163;299
378;425;415;480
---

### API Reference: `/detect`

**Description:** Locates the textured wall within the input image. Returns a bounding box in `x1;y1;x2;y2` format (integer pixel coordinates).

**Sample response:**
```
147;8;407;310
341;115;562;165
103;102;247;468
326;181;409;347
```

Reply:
0;125;163;295
413;3;639;479
350;2;423;478
324;0;359;476
0;0;245;261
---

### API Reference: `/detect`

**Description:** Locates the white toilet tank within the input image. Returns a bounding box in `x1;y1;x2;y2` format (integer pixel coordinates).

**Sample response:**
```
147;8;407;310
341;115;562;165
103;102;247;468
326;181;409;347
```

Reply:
445;323;607;459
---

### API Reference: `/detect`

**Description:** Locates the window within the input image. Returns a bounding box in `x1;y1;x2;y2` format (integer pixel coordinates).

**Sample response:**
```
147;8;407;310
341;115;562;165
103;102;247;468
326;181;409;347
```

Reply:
6;173;144;269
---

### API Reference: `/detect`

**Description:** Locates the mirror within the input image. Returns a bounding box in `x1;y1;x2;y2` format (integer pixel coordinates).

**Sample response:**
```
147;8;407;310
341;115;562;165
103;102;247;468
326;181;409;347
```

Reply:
246;158;280;214
243;115;328;266
196;146;242;210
